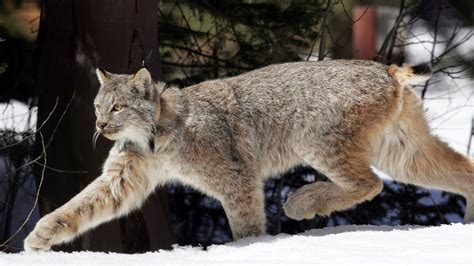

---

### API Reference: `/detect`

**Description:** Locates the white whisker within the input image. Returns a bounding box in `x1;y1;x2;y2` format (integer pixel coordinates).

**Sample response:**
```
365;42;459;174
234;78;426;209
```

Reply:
92;131;100;149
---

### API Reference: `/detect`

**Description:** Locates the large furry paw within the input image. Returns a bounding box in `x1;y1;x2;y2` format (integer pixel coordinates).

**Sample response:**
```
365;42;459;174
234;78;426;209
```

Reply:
283;183;332;220
283;195;317;221
24;214;70;252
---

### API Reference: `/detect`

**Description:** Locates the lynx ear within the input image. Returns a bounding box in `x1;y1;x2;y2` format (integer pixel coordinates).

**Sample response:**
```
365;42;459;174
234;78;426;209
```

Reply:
130;68;153;98
131;68;152;88
96;68;110;85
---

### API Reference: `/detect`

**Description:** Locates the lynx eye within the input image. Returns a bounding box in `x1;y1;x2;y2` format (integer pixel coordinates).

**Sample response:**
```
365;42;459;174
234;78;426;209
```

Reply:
112;104;124;112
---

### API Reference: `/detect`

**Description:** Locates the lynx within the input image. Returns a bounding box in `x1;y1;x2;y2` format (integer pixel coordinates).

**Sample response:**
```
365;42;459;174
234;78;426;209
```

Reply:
24;60;473;252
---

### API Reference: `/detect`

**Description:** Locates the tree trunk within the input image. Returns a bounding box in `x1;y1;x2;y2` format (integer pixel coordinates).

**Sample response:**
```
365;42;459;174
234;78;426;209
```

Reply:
34;0;174;253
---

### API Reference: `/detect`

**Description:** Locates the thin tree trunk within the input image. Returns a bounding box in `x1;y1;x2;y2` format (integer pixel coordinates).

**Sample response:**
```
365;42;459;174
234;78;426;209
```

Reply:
34;0;174;253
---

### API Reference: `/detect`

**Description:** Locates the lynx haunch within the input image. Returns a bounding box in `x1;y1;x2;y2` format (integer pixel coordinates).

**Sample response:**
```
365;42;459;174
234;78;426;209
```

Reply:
25;60;474;252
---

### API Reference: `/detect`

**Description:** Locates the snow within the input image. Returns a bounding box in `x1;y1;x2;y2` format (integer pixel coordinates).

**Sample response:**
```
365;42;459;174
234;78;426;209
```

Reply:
403;20;474;156
1;224;472;265
0;100;37;131
424;84;473;155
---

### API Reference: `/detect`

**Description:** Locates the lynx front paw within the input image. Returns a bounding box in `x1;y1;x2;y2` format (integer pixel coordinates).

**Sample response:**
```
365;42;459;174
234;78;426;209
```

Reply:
24;214;73;252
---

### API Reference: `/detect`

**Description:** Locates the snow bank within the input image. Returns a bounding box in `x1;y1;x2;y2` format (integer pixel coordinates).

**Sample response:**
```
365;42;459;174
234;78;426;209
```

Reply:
1;224;472;265
0;100;37;131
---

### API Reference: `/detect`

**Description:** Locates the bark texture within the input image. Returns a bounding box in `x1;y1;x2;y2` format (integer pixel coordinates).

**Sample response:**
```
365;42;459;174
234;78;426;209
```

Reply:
34;0;173;253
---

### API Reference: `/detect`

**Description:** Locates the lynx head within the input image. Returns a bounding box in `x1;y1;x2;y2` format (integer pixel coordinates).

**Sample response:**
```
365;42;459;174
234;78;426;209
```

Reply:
94;67;161;150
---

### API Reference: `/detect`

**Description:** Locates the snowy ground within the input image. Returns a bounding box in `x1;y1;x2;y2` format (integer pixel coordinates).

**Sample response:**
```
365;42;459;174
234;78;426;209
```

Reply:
1;224;472;265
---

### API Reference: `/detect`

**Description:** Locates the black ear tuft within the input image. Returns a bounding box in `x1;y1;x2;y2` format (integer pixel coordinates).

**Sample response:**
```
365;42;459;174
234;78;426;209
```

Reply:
97;67;106;74
412;63;432;76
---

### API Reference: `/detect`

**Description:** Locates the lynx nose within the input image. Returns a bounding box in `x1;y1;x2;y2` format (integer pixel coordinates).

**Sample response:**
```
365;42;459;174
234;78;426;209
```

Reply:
96;121;108;130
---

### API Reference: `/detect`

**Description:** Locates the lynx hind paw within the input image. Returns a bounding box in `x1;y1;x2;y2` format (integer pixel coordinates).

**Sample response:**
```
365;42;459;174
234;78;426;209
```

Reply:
283;184;331;220
283;197;317;221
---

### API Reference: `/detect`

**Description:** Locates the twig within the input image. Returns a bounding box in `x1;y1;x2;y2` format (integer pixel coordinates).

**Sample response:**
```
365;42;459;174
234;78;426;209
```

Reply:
0;133;46;250
377;0;414;62
0;90;77;250
0;98;58;151
317;0;337;61
340;1;372;24
33;161;88;174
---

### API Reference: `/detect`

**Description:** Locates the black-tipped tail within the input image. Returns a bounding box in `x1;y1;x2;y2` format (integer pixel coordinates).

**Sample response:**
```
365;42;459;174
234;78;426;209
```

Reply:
411;63;432;76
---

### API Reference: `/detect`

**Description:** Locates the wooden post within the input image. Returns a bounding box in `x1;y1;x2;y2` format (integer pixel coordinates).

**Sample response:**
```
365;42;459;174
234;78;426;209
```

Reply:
352;6;377;59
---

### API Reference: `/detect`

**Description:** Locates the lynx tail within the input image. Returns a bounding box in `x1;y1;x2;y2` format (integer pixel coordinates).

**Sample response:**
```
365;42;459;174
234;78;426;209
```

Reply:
388;63;432;87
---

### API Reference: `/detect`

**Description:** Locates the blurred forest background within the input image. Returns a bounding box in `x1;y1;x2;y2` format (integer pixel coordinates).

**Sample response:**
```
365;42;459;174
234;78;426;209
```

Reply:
0;0;473;253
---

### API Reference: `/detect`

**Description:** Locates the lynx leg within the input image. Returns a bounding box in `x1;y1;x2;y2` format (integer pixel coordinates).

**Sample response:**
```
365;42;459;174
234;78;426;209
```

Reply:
219;181;266;239
24;151;154;252
372;88;474;223
465;197;474;223
284;155;383;220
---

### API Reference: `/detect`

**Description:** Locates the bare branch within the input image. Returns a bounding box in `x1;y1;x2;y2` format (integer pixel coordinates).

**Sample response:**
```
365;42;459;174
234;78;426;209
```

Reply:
0;133;46;250
317;0;337;61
